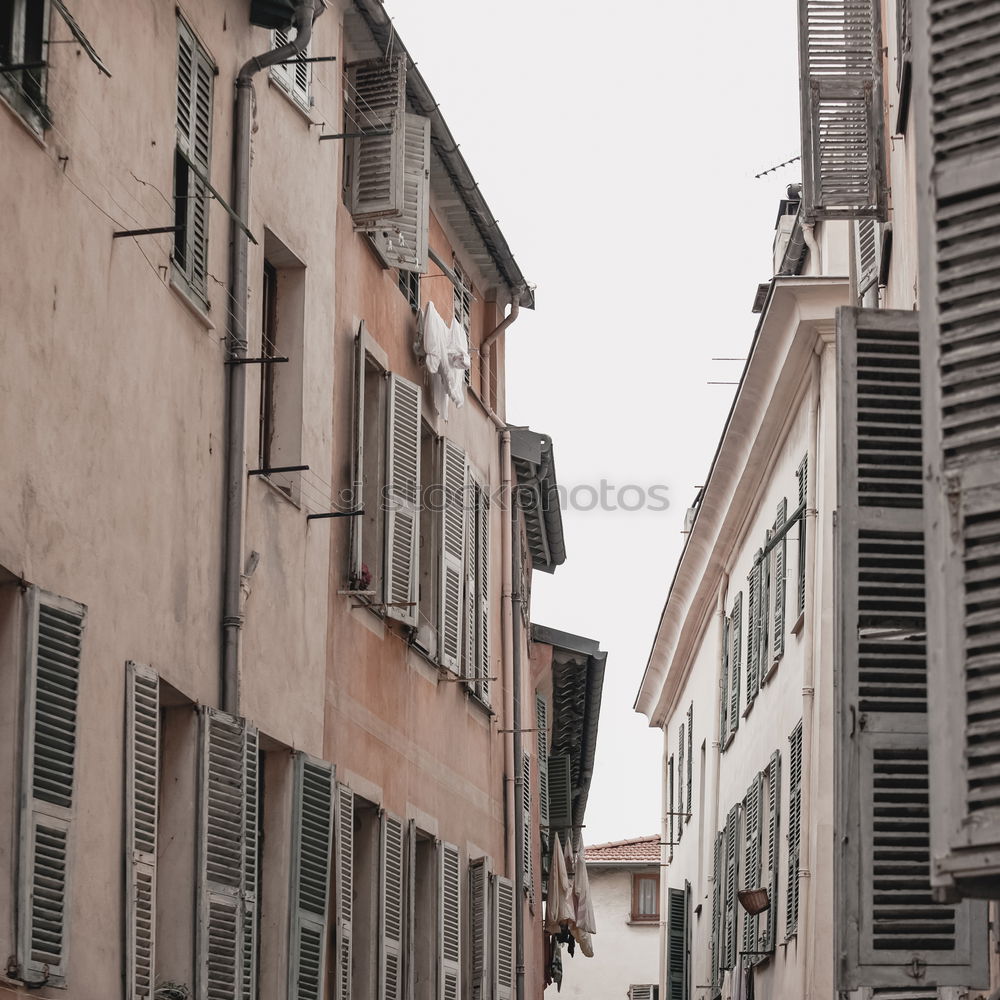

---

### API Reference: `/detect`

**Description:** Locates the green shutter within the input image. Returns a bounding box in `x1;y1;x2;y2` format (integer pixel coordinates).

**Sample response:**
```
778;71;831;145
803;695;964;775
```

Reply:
764;750;781;953
686;704;693;819
786;722;802;937
710;832;723;990
746;563;760;707
677;725;685;842
728;594;742;737
796;456;808;619
742;773;763;960
773;499;788;660
719;616;730;750
667;888;687;1000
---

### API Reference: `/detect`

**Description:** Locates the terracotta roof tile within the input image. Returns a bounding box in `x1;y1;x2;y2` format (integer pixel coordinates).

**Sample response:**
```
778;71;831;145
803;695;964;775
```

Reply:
585;835;661;864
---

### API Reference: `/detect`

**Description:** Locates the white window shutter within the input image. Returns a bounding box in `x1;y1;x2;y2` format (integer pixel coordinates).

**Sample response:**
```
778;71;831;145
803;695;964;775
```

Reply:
335;783;355;1000
855;218;882;296
630;987;654;1000
289;755;334;1000
835;306;988;988
385;373;422;624
439;441;467;669
18;589;85;987
469;857;490;1000
492;874;514;1000
912;0;1000;901
719;616;730;748
798;0;886;219
667;756;675;862
346;57;406;225
796;456;809;618
746;563;760;706
786;723;802;938
127;661;159;1000
773;499;788;661
380;812;405;1000
474;480;491;704
371;114;431;274
271;29;311;106
536;697;549;828
438;841;461;1000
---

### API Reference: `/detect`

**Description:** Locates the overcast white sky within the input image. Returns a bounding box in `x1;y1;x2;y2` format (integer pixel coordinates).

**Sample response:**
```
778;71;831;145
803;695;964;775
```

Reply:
390;0;803;845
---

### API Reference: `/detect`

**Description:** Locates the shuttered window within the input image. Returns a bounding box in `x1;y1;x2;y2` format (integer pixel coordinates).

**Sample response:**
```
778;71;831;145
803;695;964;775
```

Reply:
439;440;466;669
786;722;802;937
469;857;490;1000
686;704;693;820
746;562;761;707
196;709;257;1000
719;615;730;748
772;499;788;662
727;594;742;741
677;725;685;842
18;589;85;987
471;478;491;704
667;755;675;862
335;784;355;1000
797;0;886;219
547;754;573;831
271;28;311;107
127;662;159;1000
440;842;461;1000
722;805;739;971
493;874;514;1000
521;751;534;904
667;888;688;1000
0;0;50;131
710;831;723;990
379;813;405;1000
855;218;883;297
762;750;781;953
836;306;988;987
346;56;406;224
536;696;550;828
289;756;334;1000
913;0;1000;901
629;987;658;1000
796;456;808;620
742;774;763;960
174;17;214;303
893;0;912;132
243;730;259;1000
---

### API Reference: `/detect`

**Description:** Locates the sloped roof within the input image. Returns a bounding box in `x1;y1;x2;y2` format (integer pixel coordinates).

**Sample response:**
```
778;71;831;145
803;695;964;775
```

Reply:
585;835;661;864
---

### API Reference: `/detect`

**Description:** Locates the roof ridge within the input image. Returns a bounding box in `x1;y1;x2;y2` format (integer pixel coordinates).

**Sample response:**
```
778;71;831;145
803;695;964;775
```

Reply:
585;834;660;851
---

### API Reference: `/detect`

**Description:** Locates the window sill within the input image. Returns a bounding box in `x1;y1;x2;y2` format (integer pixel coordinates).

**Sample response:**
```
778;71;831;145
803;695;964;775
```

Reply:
627;918;660;926
0;85;47;145
742;695;756;720
169;269;215;330
761;657;781;686
791;611;805;636
267;74;316;124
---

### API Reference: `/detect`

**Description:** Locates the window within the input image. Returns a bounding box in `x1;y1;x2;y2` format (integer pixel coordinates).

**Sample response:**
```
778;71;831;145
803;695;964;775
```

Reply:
725;592;742;743
676;723;685;841
415;421;440;657
398;268;420;311
492;873;515;1000
629;985;659;1000
894;0;912;132
414;833;440;1000
795;456;808;624
173;17;214;304
667;755;675;862
270;27;311;108
453;260;472;385
439;842;461;1000
632;871;660;922
465;473;491;704
786;722;802;937
0;0;49;131
761;750;780;954
666;888;688;1000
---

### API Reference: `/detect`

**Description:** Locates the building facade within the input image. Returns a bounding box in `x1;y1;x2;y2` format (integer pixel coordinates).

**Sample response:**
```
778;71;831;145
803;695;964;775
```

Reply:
0;2;602;999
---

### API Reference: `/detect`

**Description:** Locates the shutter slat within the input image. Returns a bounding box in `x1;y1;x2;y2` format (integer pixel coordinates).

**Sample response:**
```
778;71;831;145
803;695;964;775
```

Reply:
440;842;461;1000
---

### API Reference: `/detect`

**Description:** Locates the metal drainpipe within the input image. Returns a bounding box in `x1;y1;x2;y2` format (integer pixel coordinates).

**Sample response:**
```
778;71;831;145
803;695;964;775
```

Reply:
511;501;526;1000
222;2;321;715
500;430;515;877
480;295;520;403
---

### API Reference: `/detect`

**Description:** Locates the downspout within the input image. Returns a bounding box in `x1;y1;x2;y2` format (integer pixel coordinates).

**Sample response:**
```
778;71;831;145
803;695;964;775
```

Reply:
222;2;322;715
802;222;822;276
799;348;821;1000
480;295;520;402
511;502;526;1000
501;430;515;877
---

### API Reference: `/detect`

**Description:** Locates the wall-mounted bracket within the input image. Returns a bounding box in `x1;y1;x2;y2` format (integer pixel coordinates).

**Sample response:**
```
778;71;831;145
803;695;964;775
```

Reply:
113;225;180;239
248;464;309;477
225;356;289;365
319;127;391;141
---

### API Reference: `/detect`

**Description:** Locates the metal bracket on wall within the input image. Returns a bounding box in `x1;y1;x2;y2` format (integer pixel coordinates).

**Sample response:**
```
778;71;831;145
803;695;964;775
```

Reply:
275;54;337;64
306;509;363;521
319;127;392;141
113;225;180;239
248;464;309;477
225;356;289;365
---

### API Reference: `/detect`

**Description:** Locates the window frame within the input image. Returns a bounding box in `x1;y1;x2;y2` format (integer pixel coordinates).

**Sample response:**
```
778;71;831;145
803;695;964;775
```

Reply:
0;0;50;133
631;870;660;923
269;27;311;110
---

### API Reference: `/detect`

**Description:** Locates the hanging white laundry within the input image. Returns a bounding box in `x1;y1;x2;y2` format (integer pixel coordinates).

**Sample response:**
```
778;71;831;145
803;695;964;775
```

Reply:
545;834;576;933
422;301;448;375
445;315;470;408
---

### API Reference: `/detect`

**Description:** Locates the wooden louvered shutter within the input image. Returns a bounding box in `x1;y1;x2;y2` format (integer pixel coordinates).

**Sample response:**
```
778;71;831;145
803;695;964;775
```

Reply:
728;593;742;738
372;114;431;274
493;875;514;1000
763;751;780;953
547;754;573;831
719;616;730;749
676;725;685;841
385;374;421;624
746;563;760;707
912;0;1000;901
536;697;549;828
667;756;675;861
773;499;788;661
521;752;533;901
667;888;687;1000
380;812;405;1000
723;806;739;970
630;987;654;1000
272;28;310;106
686;704;693;819
289;756;334;1000
796;456;808;619
346;57;406;225
243;729;259;1000
335;784;355;1000
439;841;461;1000
742;774;763;959
439;441;466;669
786;724;802;937
350;326;367;585
126;662;159;1000
855;219;882;297
475;481;491;704
710;831;722;988
469;857;490;1000
18;591;85;987
836;306;988;986
797;0;886;219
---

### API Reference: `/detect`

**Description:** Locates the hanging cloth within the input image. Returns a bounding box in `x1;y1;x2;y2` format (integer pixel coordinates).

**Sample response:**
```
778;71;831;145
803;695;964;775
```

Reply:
570;850;596;957
545;833;575;933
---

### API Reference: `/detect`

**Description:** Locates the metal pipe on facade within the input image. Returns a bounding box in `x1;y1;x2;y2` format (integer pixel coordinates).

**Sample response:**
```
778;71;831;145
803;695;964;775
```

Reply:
511;501;526;1000
221;3;321;715
500;429;515;878
480;295;519;401
802;222;822;276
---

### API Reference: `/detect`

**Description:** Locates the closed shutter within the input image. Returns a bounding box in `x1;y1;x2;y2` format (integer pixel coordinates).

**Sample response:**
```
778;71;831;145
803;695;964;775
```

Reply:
758;548;771;682
786;723;802;937
677;725;685;841
439;842;461;1000
521;751;533;902
493;875;514;1000
855;218;883;296
773;499;788;660
912;0;1000;900
796;456;809;619
667;887;687;1000
723;805;739;970
126;662;159;1000
469;857;490;1000
836;306;987;987
346;57;406;225
439;441;466;669
371;114;430;274
763;751;781;953
747;562;761;707
630;987;654;1000
289;755;334;1000
742;774;763;958
385;373;421;625
380;812;405;1000
243;730;259;1000
719;616;730;749
18;591;85;987
271;28;310;106
797;0;886;219
728;594;743;738
667;756;675;861
335;784;355;1000
536;697;549;828
175;18;213;300
686;704;693;819
197;709;252;1000
350;325;367;586
547;754;573;831
475;481;491;704
710;832;723;988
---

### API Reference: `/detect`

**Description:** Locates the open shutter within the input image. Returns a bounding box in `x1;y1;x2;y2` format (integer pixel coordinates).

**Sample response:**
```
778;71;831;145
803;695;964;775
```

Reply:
913;0;1000;900
385;373;421;624
855;218;883;296
335;784;355;1000
746;563;761;707
439;441;466;669
371;114;430;274
197;709;246;1000
380;812;405;1000
243;729;259;1000
271;28;311;106
728;594;742;737
786;723;802;938
796;456;809;619
742;774;763;959
469;857;490;1000
18;591;85;988
547;754;573;831
521;751;533;901
797;0;886;219
723;806;739;971
719;616;730;749
350;325;367;586
676;725;685;841
667;756;675;861
710;831;723;989
835;307;987;989
667;888;687;1000
439;841;461;1000
347;57;406;225
773;499;788;660
536;697;549;828
763;751;780;953
686;704;693;819
289;755;334;1000
475;481;491;704
493;875;514;1000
